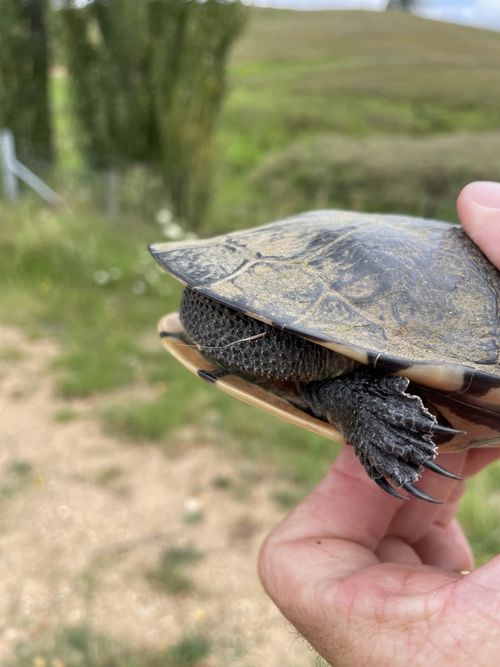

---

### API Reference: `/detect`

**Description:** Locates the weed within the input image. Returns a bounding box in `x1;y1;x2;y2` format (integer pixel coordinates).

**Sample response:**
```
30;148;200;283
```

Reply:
271;487;304;510
53;407;79;422
0;346;25;362
6;624;211;667
95;465;124;486
212;475;233;490
0;460;34;502
165;634;211;667
146;545;204;595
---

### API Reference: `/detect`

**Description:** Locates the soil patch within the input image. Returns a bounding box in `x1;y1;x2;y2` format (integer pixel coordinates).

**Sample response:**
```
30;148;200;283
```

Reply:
0;326;312;666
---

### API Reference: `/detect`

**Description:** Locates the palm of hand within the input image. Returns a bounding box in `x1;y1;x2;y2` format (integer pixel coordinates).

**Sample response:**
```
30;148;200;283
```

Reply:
259;446;500;666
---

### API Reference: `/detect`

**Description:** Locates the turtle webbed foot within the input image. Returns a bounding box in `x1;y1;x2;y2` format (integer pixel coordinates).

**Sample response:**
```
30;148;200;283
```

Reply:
302;368;460;502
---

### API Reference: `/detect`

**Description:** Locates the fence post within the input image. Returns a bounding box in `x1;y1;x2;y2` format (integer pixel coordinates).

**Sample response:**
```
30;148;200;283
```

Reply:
105;168;121;218
0;129;19;201
12;159;62;205
0;127;61;205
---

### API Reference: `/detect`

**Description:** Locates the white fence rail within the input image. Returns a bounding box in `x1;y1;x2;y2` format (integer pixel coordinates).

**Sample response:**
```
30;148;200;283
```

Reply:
0;128;61;205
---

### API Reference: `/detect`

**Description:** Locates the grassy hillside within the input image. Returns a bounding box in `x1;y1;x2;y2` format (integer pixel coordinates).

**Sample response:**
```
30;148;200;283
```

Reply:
214;9;500;230
232;9;500;64
229;9;500;139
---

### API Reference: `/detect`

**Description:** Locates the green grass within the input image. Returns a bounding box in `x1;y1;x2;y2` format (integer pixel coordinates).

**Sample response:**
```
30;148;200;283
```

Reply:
0;461;34;503
232;10;500;65
0;200;182;397
165;635;211;667
101;384;335;487
100;373;210;444
53;406;79;422
4;625;210;667
146;545;204;595
246;131;500;224
0;346;25;362
212;9;500;230
95;464;124;486
0;199;333;492
459;463;500;564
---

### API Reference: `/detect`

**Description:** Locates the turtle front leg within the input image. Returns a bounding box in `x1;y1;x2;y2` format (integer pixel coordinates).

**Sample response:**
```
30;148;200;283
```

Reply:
300;368;461;502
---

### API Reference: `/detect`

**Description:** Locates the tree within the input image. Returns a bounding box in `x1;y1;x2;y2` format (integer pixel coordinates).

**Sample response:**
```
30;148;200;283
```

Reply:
147;0;247;226
0;0;53;164
385;0;420;12
59;0;246;227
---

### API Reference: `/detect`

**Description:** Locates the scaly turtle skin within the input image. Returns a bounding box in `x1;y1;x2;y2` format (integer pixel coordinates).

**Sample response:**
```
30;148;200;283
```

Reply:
149;210;500;502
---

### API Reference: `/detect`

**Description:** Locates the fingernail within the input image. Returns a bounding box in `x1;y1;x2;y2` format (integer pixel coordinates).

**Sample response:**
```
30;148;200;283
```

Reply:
469;181;500;209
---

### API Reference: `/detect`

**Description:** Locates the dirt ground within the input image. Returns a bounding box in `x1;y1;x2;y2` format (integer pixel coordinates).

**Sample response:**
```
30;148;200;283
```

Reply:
0;325;315;666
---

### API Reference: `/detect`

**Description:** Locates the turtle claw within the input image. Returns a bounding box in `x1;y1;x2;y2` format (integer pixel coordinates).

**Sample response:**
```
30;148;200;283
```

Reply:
159;330;182;340
401;481;442;504
423;459;463;480
197;368;227;384
431;423;465;438
374;476;407;501
302;369;459;505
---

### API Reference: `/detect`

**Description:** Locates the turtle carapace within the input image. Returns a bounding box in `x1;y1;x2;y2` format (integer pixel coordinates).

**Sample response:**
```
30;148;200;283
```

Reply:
150;210;500;502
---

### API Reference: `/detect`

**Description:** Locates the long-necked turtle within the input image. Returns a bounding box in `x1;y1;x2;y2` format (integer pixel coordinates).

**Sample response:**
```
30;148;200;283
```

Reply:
149;210;500;502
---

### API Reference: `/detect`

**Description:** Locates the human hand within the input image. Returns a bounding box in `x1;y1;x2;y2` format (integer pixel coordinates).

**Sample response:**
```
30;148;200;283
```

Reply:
258;181;500;667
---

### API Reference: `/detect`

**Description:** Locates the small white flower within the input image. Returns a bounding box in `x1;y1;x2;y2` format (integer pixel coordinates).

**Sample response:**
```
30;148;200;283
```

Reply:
131;280;146;295
145;269;160;285
183;496;204;523
162;221;184;240
156;208;173;225
93;270;110;285
184;497;201;514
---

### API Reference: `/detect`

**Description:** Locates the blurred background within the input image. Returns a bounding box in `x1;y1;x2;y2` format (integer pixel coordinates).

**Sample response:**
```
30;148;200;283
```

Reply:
1;0;500;665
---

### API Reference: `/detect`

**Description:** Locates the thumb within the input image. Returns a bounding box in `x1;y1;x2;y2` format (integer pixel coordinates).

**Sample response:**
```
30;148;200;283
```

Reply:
457;181;500;268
